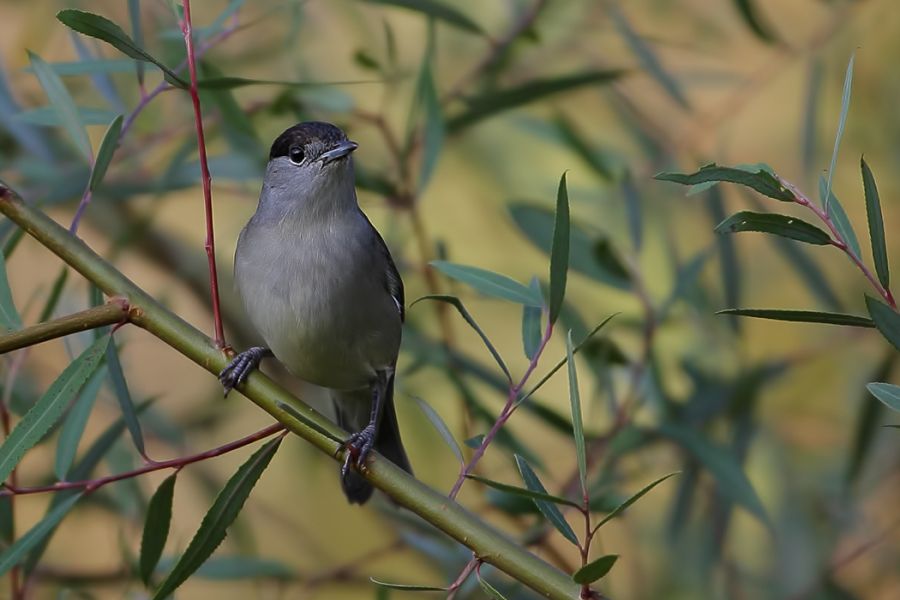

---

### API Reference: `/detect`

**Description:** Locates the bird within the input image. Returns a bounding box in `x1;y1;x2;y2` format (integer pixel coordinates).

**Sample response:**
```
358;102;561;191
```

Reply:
218;121;411;504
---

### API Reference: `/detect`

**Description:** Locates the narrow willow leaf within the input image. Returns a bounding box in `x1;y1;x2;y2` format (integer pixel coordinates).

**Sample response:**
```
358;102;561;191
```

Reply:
565;332;587;496
152;436;282;600
477;573;508;599
866;383;900;412
466;474;580;508
106;341;145;456
27;51;92;162
194;76;372;90
549;173;570;324
572;554;618;585
56;10;187;89
521;303;542;360
819;176;861;258
140;473;177;584
417;45;444;189
0;493;83;577
861;158;890;288
429;262;542;307
514;455;579;545
717;308;873;328
825;52;854;213
21;58;137;76
655;164;795;202
411;294;511;382
0;335;109;484
38;266;69;323
448;70;624;132
14;106;119;127
413;397;463;464
715;211;831;245
370;577;447;592
732;0;776;42
186;556;294;580
54;366;106;480
593;472;679;528
708;188;740;331
555;115;617;180
364;0;483;35
88;114;122;192
0;252;22;331
464;435;484;449
770;235;842;310
623;171;643;251
659;423;768;524
127;0;145;85
847;352;896;484
865;296;900;351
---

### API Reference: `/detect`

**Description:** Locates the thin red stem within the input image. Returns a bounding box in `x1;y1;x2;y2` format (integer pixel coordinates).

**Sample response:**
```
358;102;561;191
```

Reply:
180;0;227;348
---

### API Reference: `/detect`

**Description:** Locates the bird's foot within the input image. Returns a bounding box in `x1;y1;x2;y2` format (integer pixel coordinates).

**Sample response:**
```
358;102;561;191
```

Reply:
219;346;270;396
339;423;377;477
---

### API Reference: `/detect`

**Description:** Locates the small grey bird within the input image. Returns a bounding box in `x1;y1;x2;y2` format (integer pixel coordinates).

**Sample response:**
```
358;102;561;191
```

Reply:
219;121;411;504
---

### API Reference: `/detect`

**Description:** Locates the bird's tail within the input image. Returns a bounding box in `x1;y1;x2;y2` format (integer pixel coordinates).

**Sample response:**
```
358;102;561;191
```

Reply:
332;378;412;504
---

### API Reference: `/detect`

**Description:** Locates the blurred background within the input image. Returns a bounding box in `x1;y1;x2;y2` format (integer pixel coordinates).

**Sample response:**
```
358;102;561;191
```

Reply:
0;0;899;598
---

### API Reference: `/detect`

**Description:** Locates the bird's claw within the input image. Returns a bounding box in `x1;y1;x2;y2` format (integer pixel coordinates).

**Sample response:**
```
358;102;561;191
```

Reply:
218;347;269;396
339;424;377;477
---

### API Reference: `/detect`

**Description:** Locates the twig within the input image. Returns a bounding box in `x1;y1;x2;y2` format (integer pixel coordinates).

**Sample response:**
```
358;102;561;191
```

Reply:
0;299;130;354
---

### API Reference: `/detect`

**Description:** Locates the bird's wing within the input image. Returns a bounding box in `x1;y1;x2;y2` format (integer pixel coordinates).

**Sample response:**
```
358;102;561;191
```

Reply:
364;214;405;322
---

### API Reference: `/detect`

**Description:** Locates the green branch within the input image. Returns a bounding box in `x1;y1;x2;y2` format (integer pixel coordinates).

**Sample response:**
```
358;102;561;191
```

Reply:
0;182;584;600
0;300;129;354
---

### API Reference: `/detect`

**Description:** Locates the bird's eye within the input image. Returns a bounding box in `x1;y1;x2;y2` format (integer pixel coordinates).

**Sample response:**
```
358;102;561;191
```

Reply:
288;145;304;164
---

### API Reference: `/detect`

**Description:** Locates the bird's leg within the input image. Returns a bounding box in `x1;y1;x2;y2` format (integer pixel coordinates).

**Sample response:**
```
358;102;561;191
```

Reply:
341;369;391;477
219;346;272;396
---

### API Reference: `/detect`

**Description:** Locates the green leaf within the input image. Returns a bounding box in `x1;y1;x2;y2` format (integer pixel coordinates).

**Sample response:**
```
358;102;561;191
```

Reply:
429;262;542;307
88;114;122;192
565;332;587;497
717;308;874;328
0;252;22;331
572;554;618;584
364;0;483;35
106;341;146;456
477;572;508;599
865;296;900;351
819;176;861;258
659;423;768;524
464;435;484;449
769;234;843;311
416;44;444;189
521;302;542;360
185;556;294;580
140;473;177;585
413;397;462;465
866;383;900;412
14;106;119;127
549;173;570;324
22;58;138;76
466;474;580;508
824;52;854;214
27;51;92;162
194;76;372;90
411;294;512;382
861;157;890;288
732;0;776;42
38;267;69;323
0;493;83;577
127;0;145;85
54;366;106;480
56;9;187;88
554;115;618;181
655;164;795;202
592;472;679;528
715;211;831;245
370;577;447;592
448;70;624;132
514;455;579;545
152;436;282;599
0;335;109;484
846;352;896;485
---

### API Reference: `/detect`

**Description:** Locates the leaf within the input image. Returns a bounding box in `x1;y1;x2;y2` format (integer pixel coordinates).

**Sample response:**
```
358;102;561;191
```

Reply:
88;114;122;192
27;51;92;162
448;70;625;132
127;0;145;85
152;436;282;599
413;397;462;465
592;472;679;528
21;58;138;76
514;455;579;545
549;173;570;324
521;302;542;360
572;554;618;584
429;262;542;307
411;294;512;382
659;423;768;524
370;577;447;592
477;572;508;599
186;556;294;580
466;474;580;508
717;308;874;328
715;211;831;245
54;365;106;480
565;332;587;496
364;0;483;35
0;493;83;577
770;235;843;311
14;106;119;126
0;252;22;331
194;76;372;90
0;335;109;484
861;157;890;288
56;9;187;89
708;188;741;331
106;341;145;456
463;435;484;449
554;115;617;181
865;296;900;351
38;266;69;323
819;176;861;258
732;0;776;43
140;473;177;585
867;383;900;412
846;352;896;484
824;52;854;214
655;164;795;202
416;37;444;189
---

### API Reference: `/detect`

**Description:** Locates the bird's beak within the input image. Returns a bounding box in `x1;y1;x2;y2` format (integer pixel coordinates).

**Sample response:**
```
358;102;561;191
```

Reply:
319;140;358;165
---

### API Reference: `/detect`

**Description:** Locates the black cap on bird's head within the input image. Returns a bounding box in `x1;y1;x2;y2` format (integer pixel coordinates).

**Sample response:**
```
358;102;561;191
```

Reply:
268;121;358;166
